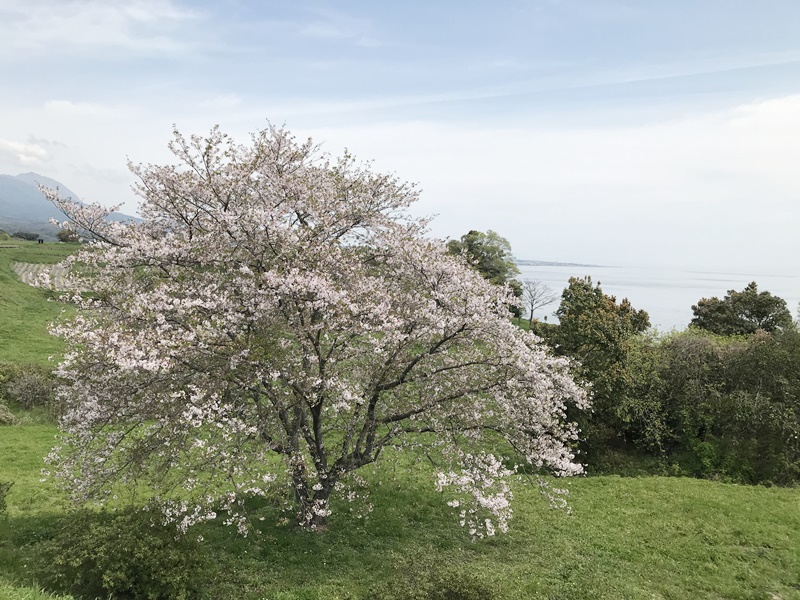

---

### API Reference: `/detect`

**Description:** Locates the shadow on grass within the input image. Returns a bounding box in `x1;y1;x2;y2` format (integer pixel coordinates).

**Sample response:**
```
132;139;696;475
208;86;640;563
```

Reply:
0;471;489;599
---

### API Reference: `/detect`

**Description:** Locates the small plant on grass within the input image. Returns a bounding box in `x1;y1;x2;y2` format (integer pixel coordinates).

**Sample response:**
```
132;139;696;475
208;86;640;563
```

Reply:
0;402;16;425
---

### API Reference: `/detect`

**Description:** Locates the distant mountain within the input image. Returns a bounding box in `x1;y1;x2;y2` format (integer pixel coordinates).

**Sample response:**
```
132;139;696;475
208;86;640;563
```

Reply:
0;172;137;239
13;172;84;205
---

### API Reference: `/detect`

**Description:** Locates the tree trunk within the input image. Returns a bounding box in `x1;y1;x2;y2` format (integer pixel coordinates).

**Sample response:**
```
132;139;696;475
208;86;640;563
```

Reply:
292;468;333;530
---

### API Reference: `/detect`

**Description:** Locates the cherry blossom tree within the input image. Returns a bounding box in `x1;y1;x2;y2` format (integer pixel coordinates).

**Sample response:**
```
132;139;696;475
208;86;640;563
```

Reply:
42;125;588;536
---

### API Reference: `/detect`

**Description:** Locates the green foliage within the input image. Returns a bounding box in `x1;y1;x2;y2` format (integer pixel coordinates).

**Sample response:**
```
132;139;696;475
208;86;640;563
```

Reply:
446;230;520;286
691;281;793;335
446;230;522;316
0;403;15;426
542;276;650;453
3;367;55;411
12;232;41;242
55;231;79;243
0;580;76;600
33;508;211;600
0;363;60;423
367;550;498;600
611;329;800;484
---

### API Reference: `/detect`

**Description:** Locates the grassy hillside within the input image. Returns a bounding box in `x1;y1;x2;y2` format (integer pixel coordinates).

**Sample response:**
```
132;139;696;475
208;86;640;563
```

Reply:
0;241;798;599
0;242;78;365
0;426;798;599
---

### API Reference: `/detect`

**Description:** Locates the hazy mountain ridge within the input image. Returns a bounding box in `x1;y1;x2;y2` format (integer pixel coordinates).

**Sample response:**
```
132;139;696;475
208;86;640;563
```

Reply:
0;172;137;239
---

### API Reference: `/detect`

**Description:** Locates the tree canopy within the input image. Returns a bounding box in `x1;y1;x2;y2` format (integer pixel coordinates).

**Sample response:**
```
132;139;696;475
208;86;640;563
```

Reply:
691;281;793;335
446;229;523;316
43;126;587;536
541;277;650;450
446;230;520;287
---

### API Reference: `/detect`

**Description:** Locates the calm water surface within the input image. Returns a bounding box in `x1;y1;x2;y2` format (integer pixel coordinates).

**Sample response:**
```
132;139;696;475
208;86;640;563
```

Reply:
516;264;800;331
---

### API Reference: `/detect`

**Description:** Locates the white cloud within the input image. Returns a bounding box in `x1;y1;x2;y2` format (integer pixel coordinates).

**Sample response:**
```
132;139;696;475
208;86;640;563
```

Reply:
0;0;204;56
196;94;243;110
0;138;48;165
299;10;383;47
43;100;129;119
301;94;800;270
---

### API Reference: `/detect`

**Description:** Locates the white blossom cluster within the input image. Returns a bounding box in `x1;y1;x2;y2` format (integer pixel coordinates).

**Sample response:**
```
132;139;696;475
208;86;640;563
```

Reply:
43;125;589;535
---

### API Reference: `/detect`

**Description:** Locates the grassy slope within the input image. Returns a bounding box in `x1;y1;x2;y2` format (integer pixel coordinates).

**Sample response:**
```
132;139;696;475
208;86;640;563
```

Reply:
1;427;798;599
0;242;798;598
0;242;78;366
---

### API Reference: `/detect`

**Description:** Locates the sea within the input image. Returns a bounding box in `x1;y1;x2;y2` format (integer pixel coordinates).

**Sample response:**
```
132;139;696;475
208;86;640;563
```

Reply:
516;263;800;332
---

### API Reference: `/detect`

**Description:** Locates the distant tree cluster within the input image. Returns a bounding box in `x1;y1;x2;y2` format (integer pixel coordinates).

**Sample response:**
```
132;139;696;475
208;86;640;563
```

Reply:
530;277;798;484
12;231;40;241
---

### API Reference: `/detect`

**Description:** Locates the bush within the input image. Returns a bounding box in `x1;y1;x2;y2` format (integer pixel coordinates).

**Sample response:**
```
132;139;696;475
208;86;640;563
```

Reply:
610;329;800;484
34;508;211;600
0;402;16;425
1;364;57;411
57;230;80;243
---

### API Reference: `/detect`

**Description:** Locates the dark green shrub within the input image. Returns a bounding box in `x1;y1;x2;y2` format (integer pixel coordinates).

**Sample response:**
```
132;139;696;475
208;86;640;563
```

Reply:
612;329;800;484
56;230;80;243
34;508;211;600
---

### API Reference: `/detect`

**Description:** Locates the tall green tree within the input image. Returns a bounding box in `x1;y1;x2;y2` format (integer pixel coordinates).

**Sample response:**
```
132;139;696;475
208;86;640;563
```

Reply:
543;276;650;451
447;229;523;316
446;230;520;286
691;282;793;335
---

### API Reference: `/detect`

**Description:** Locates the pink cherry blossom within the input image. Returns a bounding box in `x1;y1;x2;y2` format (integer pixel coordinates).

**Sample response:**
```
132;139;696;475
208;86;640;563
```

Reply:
44;125;589;536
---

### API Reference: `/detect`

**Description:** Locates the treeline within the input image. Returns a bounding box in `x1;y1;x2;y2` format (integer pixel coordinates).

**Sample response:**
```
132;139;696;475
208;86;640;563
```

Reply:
535;277;799;485
448;230;799;485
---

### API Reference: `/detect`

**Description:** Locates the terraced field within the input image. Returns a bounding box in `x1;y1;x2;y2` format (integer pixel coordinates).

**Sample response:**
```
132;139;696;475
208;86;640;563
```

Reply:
11;261;82;292
0;242;80;364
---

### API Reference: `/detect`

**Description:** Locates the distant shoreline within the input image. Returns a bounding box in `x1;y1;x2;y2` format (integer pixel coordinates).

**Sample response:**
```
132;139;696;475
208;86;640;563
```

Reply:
515;259;608;268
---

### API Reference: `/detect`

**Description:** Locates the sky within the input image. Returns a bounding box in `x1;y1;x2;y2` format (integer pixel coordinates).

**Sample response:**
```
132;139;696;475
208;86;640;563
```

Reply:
1;0;800;273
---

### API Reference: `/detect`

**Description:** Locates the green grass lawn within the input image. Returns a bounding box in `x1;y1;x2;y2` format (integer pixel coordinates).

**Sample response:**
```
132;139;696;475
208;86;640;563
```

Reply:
0;242;78;366
1;425;798;599
1;241;798;598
